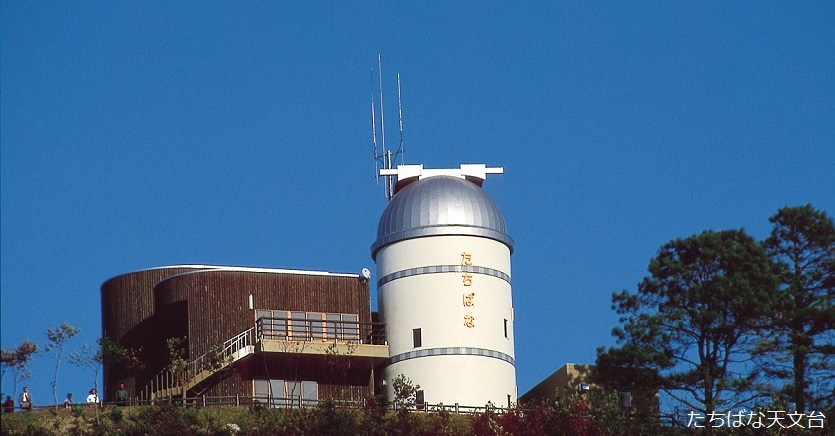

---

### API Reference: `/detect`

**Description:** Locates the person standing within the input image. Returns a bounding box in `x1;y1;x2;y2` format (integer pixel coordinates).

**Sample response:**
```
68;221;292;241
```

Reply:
63;393;73;409
2;396;14;413
116;383;128;405
19;386;33;411
86;388;100;406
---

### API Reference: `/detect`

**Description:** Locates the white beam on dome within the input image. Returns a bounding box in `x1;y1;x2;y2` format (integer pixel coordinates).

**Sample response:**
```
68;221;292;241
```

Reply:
379;164;503;186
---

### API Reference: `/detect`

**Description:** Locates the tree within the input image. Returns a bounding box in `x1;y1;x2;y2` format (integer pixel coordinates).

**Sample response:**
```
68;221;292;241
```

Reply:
0;348;11;397
596;229;777;420
69;343;103;393
0;339;39;398
98;337;145;378
166;336;189;396
759;204;835;412
44;323;79;408
71;337;144;402
324;341;357;400
391;374;421;410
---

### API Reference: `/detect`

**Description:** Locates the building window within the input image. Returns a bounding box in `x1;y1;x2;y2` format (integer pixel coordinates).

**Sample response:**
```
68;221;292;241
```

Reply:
504;319;508;338
342;314;359;340
254;378;318;408
416;390;425;410
256;309;361;342
254;378;270;400
307;313;323;340
302;381;317;406
413;328;422;348
290;312;307;340
619;391;632;409
325;313;341;340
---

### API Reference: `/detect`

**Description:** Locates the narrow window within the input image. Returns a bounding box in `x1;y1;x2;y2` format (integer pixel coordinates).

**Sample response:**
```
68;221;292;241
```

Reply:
254;379;269;402
413;328;422;348
343;314;359;342
326;313;341;341
504;319;508;338
307;313;323;341
269;379;285;408
619;391;632;409
416;390;425;410
256;311;271;338
302;380;318;407
286;380;302;408
291;312;306;340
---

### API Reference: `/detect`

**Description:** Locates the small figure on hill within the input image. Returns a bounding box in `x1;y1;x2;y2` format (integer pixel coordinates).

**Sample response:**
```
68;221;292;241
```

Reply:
86;388;100;405
116;383;128;404
63;393;73;409
19;386;33;411
2;396;14;413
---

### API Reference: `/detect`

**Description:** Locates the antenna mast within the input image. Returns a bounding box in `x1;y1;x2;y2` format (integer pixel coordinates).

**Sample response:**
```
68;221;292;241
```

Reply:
371;55;406;200
397;73;405;166
371;69;378;186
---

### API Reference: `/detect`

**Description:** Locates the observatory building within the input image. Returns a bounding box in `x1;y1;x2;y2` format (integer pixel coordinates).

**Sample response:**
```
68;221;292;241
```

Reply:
372;164;516;407
100;266;387;404
100;163;514;408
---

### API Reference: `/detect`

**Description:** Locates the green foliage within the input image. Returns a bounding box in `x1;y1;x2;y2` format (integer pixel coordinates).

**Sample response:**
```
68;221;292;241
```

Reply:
108;405;124;423
0;400;719;435
205;341;230;374
44;323;80;408
99;336;145;374
324;341;358;400
165;336;188;388
69;342;103;393
469;393;664;436
124;403;202;435
597;229;778;417
1;338;39;398
315;400;359;435
758;204;835;412
391;374;421;410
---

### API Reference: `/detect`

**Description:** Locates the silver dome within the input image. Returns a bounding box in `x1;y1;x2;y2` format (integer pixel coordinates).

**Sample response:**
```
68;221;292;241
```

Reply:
371;176;513;259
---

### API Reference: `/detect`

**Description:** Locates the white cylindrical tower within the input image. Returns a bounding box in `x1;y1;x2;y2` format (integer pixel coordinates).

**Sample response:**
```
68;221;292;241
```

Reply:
372;164;515;407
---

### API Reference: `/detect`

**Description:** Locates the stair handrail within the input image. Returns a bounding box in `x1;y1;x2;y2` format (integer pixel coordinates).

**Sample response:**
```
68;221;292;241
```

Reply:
186;327;254;381
146;327;254;399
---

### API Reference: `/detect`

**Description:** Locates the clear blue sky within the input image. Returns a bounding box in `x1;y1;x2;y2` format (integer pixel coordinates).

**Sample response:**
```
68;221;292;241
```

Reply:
2;2;833;404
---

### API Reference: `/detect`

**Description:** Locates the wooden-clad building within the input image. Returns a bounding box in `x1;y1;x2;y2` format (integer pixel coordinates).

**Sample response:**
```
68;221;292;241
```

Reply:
101;265;388;405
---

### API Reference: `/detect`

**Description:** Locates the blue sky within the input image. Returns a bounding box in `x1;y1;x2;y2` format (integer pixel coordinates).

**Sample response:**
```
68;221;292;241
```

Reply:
2;2;833;404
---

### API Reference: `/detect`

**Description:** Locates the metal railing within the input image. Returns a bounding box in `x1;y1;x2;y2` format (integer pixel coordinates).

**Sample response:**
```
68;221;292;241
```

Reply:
255;316;387;345
147;327;255;400
145;317;387;401
186;328;254;382
30;394;510;415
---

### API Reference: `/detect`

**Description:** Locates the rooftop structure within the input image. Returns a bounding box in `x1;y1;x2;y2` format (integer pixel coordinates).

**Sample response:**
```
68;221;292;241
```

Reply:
100;162;516;409
372;165;513;259
373;164;516;407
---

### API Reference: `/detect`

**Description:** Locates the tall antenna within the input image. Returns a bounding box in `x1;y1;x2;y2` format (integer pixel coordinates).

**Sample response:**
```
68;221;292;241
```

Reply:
371;69;378;186
397;74;405;166
371;55;406;200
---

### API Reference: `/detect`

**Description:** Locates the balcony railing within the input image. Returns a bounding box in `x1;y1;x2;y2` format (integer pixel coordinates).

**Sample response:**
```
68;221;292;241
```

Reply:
146;318;387;400
255;316;387;346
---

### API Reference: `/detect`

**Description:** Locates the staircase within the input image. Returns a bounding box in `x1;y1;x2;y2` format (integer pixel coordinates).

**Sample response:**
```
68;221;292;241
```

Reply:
148;328;254;400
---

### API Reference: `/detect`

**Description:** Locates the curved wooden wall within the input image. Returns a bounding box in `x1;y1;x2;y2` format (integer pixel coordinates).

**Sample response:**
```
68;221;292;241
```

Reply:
100;266;211;401
101;266;371;401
